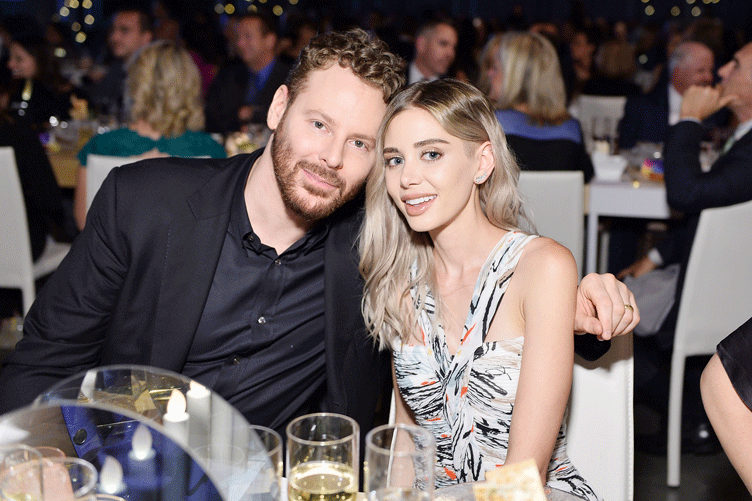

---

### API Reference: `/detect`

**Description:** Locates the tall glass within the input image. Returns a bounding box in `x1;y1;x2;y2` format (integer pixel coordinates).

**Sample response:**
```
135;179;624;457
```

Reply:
286;413;359;501
365;424;435;501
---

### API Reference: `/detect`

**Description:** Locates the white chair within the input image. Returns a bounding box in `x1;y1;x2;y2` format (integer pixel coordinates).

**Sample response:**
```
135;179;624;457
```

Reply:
577;95;627;153
0;147;71;315
85;154;140;211
517;171;585;278
666;199;752;486
567;334;634;501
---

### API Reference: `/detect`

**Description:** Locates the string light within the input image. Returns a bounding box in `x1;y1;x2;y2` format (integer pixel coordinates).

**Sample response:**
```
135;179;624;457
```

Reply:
84;14;94;25
290;0;298;4
671;6;681;15
645;5;655;15
59;7;70;16
691;6;702;15
75;32;86;43
273;5;283;15
69;0;79;8
214;3;224;14
225;4;235;14
72;22;81;31
82;0;92;8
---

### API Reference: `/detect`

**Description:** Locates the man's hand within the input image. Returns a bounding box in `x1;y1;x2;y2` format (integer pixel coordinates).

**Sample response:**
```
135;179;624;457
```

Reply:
680;85;737;122
617;255;657;279
575;273;639;340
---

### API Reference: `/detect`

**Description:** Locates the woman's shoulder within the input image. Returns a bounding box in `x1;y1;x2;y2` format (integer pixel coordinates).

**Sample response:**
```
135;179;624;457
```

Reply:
515;236;576;283
168;130;227;158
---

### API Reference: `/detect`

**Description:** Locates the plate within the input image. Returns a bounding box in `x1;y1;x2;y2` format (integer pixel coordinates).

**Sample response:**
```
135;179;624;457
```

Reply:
434;481;583;501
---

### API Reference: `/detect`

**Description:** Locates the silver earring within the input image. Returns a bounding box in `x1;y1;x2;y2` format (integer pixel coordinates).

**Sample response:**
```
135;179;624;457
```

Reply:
475;173;487;184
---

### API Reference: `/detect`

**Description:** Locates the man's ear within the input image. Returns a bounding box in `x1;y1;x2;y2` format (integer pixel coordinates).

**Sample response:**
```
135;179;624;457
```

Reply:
267;85;289;130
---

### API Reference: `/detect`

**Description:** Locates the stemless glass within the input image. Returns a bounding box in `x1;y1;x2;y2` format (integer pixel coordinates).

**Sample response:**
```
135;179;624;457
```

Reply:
286;413;359;501
0;457;98;501
365;424;435;501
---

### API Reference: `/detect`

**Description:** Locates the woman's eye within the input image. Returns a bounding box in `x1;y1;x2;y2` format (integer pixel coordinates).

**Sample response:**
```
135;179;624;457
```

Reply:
313;121;325;129
423;151;442;161
385;156;403;167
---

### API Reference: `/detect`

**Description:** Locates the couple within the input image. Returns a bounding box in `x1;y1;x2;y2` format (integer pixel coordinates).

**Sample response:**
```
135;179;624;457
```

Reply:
0;29;637;499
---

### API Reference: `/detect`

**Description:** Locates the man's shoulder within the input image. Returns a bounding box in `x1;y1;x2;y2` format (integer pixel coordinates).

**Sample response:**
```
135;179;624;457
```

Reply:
111;154;247;192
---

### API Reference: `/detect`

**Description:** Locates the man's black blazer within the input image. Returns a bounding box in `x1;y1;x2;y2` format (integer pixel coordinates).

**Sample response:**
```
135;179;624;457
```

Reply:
0;149;390;434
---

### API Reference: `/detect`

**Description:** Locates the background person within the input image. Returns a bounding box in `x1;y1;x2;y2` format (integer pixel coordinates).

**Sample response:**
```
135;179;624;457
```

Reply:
406;17;458;84
484;31;594;182
73;41;225;230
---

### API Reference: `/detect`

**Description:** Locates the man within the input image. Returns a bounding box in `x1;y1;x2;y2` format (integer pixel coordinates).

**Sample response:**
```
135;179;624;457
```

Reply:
205;11;291;133
0;30;637;441
406;18;457;84
622;41;752;454
87;8;153;120
618;41;718;149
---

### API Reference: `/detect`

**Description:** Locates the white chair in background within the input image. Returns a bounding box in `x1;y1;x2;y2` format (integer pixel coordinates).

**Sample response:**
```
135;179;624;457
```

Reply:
567;334;634;501
577;95;627;153
0;147;71;315
667;199;752;487
85;154;140;211
517;171;585;278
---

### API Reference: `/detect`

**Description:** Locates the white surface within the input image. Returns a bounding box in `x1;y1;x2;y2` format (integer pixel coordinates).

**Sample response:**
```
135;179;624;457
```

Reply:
591;152;628;182
518;171;585;278
0;147;70;314
567;334;634;501
666;199;752;486
577;95;627;154
586;177;670;275
86;154;139;211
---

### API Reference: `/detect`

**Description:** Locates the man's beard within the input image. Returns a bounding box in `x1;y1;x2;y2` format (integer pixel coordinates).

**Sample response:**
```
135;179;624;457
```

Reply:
270;115;361;221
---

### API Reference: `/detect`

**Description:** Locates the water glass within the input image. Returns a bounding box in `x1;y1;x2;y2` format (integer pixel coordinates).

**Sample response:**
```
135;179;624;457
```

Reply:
286;413;359;501
0;457;98;501
365;424;435;501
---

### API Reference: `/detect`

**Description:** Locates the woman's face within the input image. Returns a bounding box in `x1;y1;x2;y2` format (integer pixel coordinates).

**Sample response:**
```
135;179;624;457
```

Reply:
7;43;37;79
383;107;484;236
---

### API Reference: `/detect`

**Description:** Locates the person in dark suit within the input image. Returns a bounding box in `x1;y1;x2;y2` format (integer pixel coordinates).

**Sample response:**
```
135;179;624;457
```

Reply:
0;29;638;441
205;10;291;134
622;41;752;454
618;41;717;149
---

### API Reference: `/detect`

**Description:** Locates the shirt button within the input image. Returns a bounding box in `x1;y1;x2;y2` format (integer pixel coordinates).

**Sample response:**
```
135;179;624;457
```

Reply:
246;234;255;242
274;259;282;266
232;357;241;365
257;316;266;324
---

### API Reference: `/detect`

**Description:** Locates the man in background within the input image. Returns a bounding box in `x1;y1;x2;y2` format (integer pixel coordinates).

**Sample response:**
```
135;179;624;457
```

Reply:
205;10;291;134
87;8;153;120
406;18;457;84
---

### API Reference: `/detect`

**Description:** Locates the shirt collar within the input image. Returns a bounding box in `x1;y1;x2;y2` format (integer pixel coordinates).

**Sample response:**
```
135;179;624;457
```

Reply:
230;150;331;255
251;58;277;88
668;84;683;126
734;119;752;142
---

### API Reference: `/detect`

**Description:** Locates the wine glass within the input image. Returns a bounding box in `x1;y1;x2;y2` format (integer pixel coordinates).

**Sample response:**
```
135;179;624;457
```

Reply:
286;413;359;501
364;424;435;501
0;457;98;501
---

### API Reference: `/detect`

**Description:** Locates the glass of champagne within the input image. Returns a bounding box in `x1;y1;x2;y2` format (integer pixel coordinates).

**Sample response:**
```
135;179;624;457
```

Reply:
286;413;359;501
0;457;98;501
365;424;435;501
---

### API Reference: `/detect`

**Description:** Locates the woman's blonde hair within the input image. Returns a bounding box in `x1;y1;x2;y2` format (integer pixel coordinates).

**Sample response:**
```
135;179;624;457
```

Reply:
127;41;205;137
492;31;569;126
359;79;525;349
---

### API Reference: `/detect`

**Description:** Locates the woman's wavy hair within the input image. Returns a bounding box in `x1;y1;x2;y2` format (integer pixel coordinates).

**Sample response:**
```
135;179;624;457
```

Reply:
126;41;204;137
359;79;525;349
493;31;569;126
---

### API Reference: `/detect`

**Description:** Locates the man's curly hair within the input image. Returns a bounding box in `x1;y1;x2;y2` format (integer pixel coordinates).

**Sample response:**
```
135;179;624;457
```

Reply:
286;28;406;105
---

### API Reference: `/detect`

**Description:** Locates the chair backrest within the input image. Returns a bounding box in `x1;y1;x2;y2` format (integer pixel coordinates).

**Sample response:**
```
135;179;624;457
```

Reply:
675;199;752;356
577;95;627;153
517;171;584;278
0;147;34;289
567;334;634;501
86;154;139;210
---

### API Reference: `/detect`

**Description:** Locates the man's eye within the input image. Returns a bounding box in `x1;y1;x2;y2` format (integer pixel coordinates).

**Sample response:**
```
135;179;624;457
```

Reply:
313;121;324;129
354;140;365;149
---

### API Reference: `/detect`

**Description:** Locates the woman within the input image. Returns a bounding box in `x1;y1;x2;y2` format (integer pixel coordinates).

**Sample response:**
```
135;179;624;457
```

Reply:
485;31;594;182
6;32;69;129
74;41;226;229
360;79;598;500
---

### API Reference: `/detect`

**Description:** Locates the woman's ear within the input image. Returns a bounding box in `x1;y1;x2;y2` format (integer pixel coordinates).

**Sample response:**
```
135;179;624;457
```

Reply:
267;85;290;130
474;141;496;184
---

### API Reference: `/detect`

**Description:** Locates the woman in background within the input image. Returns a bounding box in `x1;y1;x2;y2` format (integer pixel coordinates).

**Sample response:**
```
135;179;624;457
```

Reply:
74;41;225;229
359;79;603;499
484;31;594;182
6;31;69;129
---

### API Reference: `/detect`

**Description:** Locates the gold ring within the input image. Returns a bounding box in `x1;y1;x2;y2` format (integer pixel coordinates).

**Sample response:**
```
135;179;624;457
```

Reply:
624;304;634;311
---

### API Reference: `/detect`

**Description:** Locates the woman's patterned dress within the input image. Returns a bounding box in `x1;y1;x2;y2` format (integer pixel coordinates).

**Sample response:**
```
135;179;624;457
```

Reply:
392;231;599;500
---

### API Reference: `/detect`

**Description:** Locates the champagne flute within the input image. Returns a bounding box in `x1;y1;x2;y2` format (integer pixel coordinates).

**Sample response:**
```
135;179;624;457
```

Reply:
286;413;359;501
365;424;435;501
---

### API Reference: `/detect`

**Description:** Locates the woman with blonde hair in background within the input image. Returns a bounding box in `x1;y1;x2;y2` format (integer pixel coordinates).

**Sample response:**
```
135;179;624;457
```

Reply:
359;79;618;499
74;41;225;229
484;31;594;182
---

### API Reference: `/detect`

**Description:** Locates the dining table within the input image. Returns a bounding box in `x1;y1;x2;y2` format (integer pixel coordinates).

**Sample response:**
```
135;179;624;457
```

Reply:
585;167;671;275
47;147;79;189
